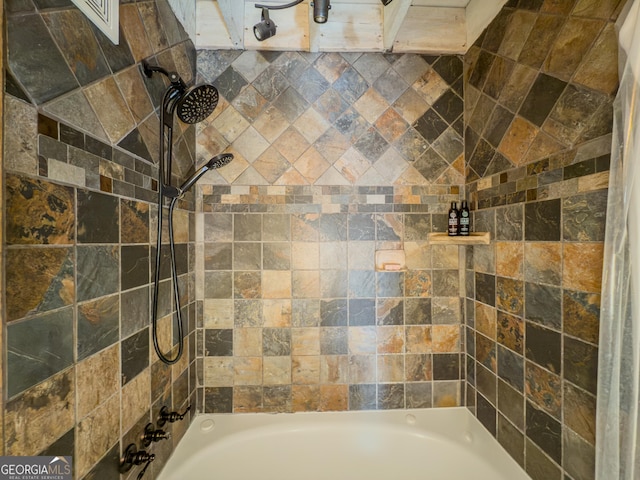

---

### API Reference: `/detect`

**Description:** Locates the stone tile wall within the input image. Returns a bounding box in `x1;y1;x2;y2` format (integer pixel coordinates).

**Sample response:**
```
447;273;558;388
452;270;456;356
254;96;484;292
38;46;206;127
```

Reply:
3;0;199;478
194;50;469;413
463;0;621;479
197;186;464;413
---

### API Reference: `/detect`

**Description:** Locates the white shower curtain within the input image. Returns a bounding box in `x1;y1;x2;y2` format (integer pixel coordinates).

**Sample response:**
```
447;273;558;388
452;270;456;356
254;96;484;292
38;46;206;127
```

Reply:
597;1;640;478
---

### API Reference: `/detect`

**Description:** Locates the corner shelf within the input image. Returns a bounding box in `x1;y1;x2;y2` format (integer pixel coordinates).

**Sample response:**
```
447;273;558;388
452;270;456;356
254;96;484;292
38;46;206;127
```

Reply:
427;232;491;245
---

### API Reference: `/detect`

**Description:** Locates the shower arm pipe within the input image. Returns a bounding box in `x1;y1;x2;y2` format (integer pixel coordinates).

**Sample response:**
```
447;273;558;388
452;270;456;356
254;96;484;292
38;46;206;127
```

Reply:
142;60;187;90
255;0;304;10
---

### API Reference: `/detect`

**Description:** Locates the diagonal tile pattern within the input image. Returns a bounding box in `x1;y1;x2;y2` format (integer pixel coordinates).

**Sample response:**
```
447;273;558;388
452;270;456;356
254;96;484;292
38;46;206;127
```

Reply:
197;51;465;187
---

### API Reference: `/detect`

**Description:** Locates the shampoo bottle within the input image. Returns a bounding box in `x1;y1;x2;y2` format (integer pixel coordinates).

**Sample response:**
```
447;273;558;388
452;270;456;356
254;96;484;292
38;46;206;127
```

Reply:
448;202;459;236
459;200;470;236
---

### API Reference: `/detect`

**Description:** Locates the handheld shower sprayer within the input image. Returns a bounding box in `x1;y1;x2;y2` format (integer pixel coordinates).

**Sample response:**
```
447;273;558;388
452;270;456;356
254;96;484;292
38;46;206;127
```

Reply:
178;154;235;195
143;58;230;365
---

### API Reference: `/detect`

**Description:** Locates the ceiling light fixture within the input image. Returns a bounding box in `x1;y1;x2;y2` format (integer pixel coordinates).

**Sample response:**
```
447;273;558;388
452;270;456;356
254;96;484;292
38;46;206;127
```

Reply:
380;0;393;5
254;0;331;41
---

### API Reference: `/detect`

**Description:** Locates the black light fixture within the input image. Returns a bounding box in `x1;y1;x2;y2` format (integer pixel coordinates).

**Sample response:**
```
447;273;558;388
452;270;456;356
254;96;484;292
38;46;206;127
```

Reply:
254;0;331;41
380;0;393;5
312;0;331;23
253;8;277;41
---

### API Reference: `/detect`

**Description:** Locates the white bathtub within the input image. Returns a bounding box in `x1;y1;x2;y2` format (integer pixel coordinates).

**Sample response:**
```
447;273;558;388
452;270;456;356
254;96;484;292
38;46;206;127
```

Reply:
157;407;530;480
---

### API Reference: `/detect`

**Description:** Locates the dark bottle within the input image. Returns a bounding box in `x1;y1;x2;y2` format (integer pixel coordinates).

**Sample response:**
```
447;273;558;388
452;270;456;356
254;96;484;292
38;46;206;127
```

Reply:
448;201;459;236
459;200;470;236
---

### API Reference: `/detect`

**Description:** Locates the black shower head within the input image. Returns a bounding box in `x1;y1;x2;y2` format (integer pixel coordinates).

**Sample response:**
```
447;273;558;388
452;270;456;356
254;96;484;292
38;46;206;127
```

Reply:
176;84;219;124
179;153;235;194
142;59;219;124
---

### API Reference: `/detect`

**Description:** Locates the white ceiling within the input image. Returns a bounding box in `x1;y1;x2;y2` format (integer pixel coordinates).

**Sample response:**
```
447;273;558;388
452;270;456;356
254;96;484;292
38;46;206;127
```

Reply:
173;0;506;53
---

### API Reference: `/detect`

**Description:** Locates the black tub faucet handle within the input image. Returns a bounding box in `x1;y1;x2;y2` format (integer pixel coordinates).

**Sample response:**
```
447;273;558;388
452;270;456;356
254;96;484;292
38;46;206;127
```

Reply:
157;405;191;427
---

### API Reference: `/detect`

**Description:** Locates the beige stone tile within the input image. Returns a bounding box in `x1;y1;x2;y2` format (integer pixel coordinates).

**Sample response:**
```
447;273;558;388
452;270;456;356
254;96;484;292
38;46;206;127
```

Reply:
432;325;460;353
203;357;234;387
234;386;263;413
498;10;537;60
377;355;405;382
263;356;292;385
292;270;320;298
119;4;153;61
121;370;150;432
354;88;389;124
476;303;497;340
573;0;622;18
375;108;409;143
574;23;619;95
525;242;562;285
541;0;575;14
292;385;321;412
253;105;290;143
543;17;605;81
405;354;432;381
234;357;262;385
212;106;250;143
292;242;319;270
232;126;270;163
5;369;75;456
292;328;320;355
4;97;38;175
232;85;268;122
432;297;462;324
406;325;432;353
195;123;229;164
563;243;603;293
253;147;290;184
433;381;460;407
263;299;292;327
294;107;331;144
334;148;370;184
524;131;567;164
84;77;136;143
496;242;524;279
262;271;292;298
374;148;409;183
377;326;405;354
564;383;596;445
76;345;119;419
274;127;310;163
275;167;310;185
204;299;234;328
499;64;538;113
432;245;459;269
393;88;429;124
294;146;330;184
292;355;320;384
320;355;348;384
349;355;377;383
115;66;154;123
234;328;263;356
348;326;376;355
412;68;449;104
319;241;348;269
498;116;539;166
315;53;350;83
320;385;348;411
578;171;609;192
76;394;119;477
348;241;375;270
